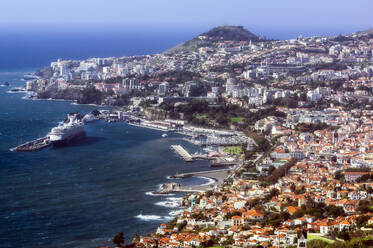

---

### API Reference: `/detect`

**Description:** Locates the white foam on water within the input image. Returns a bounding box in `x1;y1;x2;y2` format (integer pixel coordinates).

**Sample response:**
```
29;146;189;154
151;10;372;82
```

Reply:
169;209;184;216
155;201;180;208
135;214;173;222
155;197;182;208
145;191;175;196
166;197;183;201
197;176;216;186
71;102;100;106
166;175;181;180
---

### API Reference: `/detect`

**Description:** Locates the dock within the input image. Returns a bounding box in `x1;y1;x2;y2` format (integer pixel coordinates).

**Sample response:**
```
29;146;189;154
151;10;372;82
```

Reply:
210;159;239;167
170;168;231;179
14;136;51;152
153;169;232;194
171;145;193;162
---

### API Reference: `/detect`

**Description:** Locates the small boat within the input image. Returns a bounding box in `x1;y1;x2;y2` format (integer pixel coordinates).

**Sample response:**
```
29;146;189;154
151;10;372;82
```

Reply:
162;133;168;138
9;87;26;93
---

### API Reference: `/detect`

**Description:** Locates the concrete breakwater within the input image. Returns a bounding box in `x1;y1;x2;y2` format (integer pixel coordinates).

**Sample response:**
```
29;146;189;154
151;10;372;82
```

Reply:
152;169;231;194
13;136;51;152
171;145;193;162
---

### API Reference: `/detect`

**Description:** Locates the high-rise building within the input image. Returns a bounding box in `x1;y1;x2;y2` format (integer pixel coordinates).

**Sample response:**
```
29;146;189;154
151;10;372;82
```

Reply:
225;78;236;94
122;78;140;89
158;82;169;96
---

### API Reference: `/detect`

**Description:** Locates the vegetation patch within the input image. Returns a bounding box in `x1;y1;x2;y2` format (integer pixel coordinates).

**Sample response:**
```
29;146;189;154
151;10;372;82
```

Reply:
223;146;243;155
229;116;244;123
160;100;286;129
196;114;208;120
307;234;335;244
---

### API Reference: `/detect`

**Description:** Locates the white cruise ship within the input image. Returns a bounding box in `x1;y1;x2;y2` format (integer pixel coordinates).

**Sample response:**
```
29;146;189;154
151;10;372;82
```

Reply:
49;113;86;146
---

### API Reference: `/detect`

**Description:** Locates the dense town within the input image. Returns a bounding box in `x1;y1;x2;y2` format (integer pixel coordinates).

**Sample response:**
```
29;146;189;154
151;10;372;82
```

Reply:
26;26;373;247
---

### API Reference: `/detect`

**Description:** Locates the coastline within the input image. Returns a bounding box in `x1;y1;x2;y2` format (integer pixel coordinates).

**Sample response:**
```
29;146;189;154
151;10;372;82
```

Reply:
18;92;233;188
7;87;233;244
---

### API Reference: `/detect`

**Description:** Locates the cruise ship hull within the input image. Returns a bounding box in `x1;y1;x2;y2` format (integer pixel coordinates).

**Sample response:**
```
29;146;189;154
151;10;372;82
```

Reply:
51;131;86;147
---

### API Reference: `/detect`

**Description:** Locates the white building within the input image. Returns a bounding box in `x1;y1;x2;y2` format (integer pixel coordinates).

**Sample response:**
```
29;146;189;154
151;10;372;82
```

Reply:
158;82;169;96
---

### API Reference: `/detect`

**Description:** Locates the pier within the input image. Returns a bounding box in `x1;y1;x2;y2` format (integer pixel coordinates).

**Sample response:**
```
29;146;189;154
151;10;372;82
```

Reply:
14;136;51;152
171;168;231;179
153;169;232;194
171;145;193;162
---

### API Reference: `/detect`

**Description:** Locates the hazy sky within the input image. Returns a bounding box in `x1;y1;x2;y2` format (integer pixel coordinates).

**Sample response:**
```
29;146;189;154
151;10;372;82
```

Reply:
0;0;372;32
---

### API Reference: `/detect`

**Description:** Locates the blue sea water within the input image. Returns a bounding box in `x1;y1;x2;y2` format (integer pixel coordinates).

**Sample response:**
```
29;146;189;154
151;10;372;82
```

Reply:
0;25;359;69
0;70;212;248
0;26;203;69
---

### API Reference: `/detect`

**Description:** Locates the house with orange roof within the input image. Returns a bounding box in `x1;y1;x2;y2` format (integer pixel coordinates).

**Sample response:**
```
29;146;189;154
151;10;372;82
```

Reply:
285;206;301;215
342;171;373;182
338;219;351;231
318;219;341;234
242;209;264;221
231;216;244;226
140;237;157;248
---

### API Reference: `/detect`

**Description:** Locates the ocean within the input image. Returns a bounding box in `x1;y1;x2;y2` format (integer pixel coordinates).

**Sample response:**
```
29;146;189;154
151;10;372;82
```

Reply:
0;26;203;69
0;70;212;248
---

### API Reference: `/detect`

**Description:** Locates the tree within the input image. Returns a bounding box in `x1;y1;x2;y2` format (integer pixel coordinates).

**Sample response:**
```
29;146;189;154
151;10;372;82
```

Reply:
269;188;280;198
356;174;372;183
367;187;373;194
325;205;345;218
335;229;350;241
334;170;344;181
259;158;296;185
78;86;104;104
268;165;275;175
215;112;228;126
114;95;130;106
357;199;373;213
113;232;125;247
356;215;369;227
221;236;234;246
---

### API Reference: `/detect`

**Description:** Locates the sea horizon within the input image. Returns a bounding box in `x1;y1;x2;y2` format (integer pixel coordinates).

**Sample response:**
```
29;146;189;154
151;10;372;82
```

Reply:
0;24;370;70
